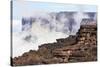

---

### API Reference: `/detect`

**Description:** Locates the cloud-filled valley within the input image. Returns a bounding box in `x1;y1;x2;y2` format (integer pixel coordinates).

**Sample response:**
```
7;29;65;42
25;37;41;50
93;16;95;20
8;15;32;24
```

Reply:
12;11;96;57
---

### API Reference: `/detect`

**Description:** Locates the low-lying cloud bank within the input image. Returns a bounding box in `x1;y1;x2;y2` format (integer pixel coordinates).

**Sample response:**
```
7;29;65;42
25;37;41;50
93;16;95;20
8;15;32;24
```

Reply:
12;11;96;57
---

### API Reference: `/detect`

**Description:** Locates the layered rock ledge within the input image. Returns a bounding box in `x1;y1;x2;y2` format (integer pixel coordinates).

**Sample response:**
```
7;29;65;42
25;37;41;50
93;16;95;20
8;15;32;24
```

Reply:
12;24;97;66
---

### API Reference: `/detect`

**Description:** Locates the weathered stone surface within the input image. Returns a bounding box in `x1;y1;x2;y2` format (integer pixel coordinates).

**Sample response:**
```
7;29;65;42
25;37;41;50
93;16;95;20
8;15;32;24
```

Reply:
12;24;97;66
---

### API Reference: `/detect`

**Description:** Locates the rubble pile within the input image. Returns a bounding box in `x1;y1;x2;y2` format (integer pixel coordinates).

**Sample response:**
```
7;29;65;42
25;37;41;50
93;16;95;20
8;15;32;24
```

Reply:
12;24;97;66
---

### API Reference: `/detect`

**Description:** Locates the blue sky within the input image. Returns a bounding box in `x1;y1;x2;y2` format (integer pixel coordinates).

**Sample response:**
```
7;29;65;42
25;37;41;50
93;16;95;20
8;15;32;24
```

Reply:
13;0;97;20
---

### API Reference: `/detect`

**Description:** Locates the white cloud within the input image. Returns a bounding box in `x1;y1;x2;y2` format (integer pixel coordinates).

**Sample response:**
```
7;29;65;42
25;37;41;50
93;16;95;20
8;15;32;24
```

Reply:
13;20;22;32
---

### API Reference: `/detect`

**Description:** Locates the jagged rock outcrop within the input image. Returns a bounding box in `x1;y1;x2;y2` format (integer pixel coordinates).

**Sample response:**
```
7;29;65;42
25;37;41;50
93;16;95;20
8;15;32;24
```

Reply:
12;24;97;66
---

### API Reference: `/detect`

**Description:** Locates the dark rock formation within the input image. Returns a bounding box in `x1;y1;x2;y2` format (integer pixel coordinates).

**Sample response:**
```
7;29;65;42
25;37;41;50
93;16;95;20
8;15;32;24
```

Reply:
12;24;97;66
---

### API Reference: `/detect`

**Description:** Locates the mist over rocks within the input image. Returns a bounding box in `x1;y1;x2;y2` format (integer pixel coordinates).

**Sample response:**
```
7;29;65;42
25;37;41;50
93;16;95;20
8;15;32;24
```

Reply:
22;11;96;34
13;11;96;57
12;24;97;66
